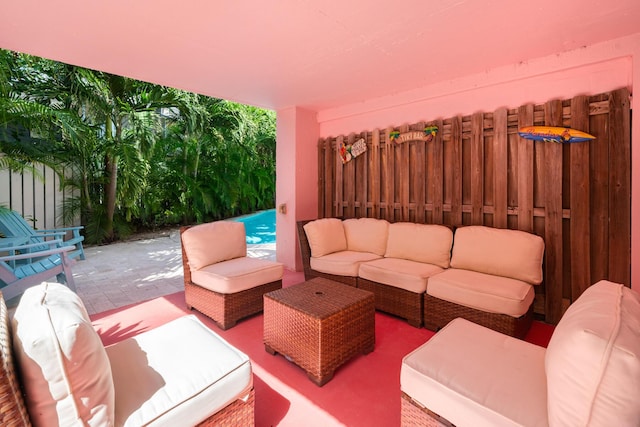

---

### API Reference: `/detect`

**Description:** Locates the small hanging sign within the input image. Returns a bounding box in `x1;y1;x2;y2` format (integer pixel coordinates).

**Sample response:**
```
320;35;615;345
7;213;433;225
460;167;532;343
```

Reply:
390;126;439;144
339;138;367;164
518;126;596;143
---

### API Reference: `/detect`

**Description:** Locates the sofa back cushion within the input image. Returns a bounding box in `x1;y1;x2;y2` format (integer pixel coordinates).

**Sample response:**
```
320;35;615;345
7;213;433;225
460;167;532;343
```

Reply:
182;221;247;270
303;218;347;257
450;226;544;284
343;218;389;256
384;223;453;268
12;282;115;426
545;280;640;426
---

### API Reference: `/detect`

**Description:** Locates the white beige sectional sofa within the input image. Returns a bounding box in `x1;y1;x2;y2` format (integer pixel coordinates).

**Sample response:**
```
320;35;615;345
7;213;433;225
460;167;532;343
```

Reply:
401;280;640;427
298;218;544;335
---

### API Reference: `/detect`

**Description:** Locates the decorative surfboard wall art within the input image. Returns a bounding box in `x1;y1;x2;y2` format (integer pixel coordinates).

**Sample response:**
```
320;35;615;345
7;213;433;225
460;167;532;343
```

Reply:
518;126;596;143
339;137;367;163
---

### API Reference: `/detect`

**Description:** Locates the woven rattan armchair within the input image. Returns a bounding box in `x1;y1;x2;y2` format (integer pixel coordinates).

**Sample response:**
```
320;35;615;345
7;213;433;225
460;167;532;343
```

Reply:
180;222;283;330
0;288;255;426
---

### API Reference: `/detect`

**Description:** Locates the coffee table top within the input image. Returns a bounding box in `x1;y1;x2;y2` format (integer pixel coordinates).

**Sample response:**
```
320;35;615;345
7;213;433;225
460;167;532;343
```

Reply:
264;277;374;319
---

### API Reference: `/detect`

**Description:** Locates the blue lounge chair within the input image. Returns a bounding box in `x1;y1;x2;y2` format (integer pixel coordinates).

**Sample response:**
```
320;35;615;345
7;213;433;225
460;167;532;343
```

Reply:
0;240;75;300
0;210;85;260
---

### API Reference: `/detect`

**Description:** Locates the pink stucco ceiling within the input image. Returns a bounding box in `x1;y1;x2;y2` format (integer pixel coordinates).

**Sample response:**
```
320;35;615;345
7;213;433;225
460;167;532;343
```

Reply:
1;0;639;111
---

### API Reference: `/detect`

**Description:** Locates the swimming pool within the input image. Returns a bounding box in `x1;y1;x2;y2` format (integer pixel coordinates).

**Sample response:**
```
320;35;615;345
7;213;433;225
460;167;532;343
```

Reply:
232;209;276;244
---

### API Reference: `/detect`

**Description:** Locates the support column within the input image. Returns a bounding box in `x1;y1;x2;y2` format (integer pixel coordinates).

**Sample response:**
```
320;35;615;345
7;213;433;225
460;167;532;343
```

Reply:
275;107;319;271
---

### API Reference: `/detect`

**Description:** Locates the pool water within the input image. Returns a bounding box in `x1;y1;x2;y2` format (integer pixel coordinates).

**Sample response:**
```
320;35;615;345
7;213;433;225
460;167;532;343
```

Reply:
232;209;276;244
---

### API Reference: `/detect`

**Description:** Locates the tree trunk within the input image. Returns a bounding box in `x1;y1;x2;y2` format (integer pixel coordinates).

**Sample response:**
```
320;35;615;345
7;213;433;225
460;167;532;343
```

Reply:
103;116;119;241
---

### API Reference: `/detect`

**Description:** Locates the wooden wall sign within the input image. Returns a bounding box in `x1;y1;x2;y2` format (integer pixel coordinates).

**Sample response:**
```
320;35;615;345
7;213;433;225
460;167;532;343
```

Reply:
390;126;438;144
339;137;367;164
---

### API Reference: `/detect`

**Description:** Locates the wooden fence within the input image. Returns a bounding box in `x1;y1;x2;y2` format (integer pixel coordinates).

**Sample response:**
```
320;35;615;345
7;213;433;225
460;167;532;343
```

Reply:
317;88;631;324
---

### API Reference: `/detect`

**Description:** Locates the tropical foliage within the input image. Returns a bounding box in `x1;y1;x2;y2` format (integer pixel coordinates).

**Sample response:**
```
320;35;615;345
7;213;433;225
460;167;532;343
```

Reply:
0;49;277;243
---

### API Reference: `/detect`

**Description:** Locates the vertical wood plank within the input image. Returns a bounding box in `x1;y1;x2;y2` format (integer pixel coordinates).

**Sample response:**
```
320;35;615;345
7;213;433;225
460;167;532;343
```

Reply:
470;113;484;225
415;123;426;223
493;107;508;228
589;109;609;283
356;132;368;218
432;119;444;224
607;88;631;285
544;99;564;324
399;124;410;221
450;116;463;226
385;127;395;221
324;139;333;218
569;95;591;300
335;136;344;218
345;134;356;218
517;105;534;232
371;130;381;219
317;139;325;218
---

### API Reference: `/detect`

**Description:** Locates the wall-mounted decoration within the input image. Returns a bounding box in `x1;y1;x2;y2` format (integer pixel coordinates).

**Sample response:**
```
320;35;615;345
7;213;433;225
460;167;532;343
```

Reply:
390;126;439;144
339;137;367;164
518;126;596;143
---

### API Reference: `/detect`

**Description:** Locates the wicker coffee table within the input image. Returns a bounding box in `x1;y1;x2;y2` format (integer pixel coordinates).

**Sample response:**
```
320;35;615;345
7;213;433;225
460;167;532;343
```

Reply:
263;277;375;386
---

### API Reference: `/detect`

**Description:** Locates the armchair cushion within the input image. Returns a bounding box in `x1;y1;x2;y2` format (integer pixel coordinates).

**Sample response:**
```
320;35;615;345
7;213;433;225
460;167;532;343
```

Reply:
427;268;535;317
343;218;389;256
191;256;284;294
450;226;544;284
385;223;453;268
310;250;381;276
358;258;444;293
545;280;640;426
11;282;115;426
303;218;347;257
106;315;252;426
181;221;247;270
401;318;548;427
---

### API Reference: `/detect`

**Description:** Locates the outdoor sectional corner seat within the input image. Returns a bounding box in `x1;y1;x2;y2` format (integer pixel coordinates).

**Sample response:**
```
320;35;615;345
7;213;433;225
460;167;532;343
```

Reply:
424;225;545;338
298;218;544;335
400;280;640;427
2;282;255;426
181;221;283;330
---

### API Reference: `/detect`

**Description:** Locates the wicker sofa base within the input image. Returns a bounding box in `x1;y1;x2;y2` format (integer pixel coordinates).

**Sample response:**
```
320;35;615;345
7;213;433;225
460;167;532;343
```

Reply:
197;388;255;427
185;280;282;330
401;392;455;427
423;293;533;339
358;278;423;327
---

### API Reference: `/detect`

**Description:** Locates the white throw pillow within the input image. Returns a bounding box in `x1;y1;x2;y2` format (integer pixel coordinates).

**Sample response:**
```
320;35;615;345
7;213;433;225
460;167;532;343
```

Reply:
303;218;347;257
545;280;640;426
182;221;247;270
12;282;115;426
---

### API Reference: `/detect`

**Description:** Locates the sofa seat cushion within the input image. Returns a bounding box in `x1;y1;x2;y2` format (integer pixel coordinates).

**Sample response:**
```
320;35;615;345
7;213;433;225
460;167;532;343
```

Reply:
401;318;548;427
310;251;381;276
12;282;115;427
385;223;453;268
182;221;247;270
427;268;534;317
303;218;347;257
106;315;252;427
191;256;283;294
343;217;389;256
450;226;544;284
545;280;640;426
358;257;444;293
